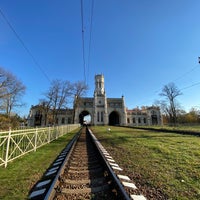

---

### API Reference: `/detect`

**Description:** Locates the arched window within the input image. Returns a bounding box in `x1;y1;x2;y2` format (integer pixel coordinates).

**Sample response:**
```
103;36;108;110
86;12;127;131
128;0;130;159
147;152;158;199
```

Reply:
101;111;104;122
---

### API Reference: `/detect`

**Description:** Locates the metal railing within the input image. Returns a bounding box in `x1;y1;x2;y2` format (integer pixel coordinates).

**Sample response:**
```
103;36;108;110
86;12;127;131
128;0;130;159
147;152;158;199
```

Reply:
0;124;80;168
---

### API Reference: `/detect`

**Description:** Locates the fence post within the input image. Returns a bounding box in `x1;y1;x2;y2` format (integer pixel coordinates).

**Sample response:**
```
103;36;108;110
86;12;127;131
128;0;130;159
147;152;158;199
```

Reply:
34;127;38;151
56;126;58;139
48;126;51;143
67;125;69;133
5;127;12;168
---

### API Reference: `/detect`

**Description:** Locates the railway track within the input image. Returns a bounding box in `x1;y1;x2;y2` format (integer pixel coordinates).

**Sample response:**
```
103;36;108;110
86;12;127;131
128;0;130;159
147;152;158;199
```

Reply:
29;127;146;200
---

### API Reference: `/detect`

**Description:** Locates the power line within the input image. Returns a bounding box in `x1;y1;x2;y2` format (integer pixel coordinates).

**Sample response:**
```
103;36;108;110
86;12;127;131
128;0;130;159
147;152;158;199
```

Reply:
154;62;200;94
137;62;200;106
172;62;200;91
136;81;200;108
180;81;200;91
172;64;200;82
0;8;51;83
80;0;86;83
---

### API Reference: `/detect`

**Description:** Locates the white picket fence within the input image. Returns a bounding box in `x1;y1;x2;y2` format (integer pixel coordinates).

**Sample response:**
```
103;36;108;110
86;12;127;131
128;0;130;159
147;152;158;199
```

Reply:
0;124;80;168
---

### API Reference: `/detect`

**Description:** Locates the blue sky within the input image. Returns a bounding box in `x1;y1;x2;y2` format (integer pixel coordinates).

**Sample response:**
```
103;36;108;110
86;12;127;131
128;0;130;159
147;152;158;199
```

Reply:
0;0;200;116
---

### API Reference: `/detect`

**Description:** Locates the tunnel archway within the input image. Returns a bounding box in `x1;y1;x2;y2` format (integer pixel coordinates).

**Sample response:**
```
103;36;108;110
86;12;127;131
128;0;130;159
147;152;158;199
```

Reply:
109;111;120;125
79;110;91;125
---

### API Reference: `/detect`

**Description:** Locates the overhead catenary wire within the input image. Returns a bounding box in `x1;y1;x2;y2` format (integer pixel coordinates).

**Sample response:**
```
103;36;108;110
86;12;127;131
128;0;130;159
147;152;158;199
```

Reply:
80;0;86;83
87;0;94;85
0;8;51;83
80;0;94;85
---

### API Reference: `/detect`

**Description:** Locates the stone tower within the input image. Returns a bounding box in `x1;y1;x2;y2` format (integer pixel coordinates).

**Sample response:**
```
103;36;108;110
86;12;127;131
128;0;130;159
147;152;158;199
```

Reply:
94;74;105;96
93;74;108;125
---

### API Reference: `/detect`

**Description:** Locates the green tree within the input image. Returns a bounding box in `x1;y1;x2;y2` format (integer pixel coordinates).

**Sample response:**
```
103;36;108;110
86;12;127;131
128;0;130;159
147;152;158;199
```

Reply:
185;107;200;124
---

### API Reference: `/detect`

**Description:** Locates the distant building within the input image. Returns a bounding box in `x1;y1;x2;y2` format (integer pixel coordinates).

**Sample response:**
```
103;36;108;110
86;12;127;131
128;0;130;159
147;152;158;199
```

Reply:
126;106;162;126
28;105;73;127
28;74;162;127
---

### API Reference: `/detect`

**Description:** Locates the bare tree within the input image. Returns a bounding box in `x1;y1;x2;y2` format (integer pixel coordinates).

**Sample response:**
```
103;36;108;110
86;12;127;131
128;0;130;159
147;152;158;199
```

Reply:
159;82;182;125
5;81;25;116
0;67;26;116
72;81;88;123
44;80;73;125
0;67;13;98
41;80;88;125
72;81;88;97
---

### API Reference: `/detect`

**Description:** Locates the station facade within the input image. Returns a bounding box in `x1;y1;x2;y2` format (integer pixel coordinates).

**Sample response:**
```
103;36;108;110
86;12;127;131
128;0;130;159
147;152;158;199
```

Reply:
28;74;162;127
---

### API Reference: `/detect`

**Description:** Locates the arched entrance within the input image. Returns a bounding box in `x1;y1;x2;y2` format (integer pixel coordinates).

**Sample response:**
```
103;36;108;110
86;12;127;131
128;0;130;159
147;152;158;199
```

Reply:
79;110;91;125
109;111;120;125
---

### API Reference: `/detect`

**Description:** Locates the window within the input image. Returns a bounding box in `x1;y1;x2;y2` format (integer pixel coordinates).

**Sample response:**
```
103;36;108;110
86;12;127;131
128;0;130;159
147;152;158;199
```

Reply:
132;118;135;123
62;117;65;124
97;112;100;122
144;118;146;123
138;117;141;123
127;118;130;123
101;111;104;122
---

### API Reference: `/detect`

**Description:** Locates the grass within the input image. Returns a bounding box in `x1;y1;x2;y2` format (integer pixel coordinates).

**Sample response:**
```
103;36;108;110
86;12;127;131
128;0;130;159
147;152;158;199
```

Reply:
1;125;200;199
91;126;200;200
0;129;78;200
138;125;200;132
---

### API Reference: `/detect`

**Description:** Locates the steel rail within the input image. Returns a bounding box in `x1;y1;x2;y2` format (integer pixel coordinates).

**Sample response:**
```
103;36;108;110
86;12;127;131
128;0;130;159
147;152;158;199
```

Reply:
28;129;81;200
44;131;81;200
87;128;131;200
30;126;146;200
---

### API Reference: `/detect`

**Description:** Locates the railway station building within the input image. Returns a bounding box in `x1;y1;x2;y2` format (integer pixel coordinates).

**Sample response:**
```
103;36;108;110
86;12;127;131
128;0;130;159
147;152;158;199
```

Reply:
28;74;162;127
